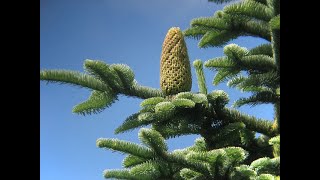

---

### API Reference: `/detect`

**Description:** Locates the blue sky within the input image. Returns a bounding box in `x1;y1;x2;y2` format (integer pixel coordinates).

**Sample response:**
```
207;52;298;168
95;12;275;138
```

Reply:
40;0;273;179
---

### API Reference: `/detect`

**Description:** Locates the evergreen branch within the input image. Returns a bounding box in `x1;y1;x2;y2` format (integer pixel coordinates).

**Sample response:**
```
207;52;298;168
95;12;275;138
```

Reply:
114;113;142;134
223;147;247;165
267;0;280;16
218;108;277;136
207;90;230;108
188;93;208;105
180;168;204;179
72;90;117;115
217;13;271;41
166;153;211;176
139;106;156;113
129;161;162;179
190;17;229;31
115;108;177;134
110;63;135;90
205;57;236;69
185;9;271;48
186;147;247;177
213;10;225;18
241;20;271;41
153;124;200;139
240;129;256;147
224;0;273;21
175;92;195;99
155;101;176;114
237;86;274;93
240;55;277;72
207;45;276;82
183;26;210;40
213;69;240;85
84;60;124;92
228;71;279;90
205;45;277;86
188;138;208;152
237;85;276;94
257;174;278;179
154;101;178;119
269;0;280;70
212;147;247;177
245;136;274;164
256;134;271;147
276;88;280;96
40;70;109;92
103;169;140;180
123;155;147;168
269;15;280;30
215;151;239;178
198;30;241;48
249;43;273;57
152;116;201;139
233;90;279;107
140;97;166;108
41;63;164;115
250;157;280;175
96;138;154;158
223;43;249;60
269;135;280;157
126;80;165;99
227;76;246;87
185;17;270;48
84;61;164;101
171;148;192;157
186;150;224;168
229;165;257;179
193;60;208;94
173;172;186;180
138;128;168;155
210;122;246;148
172;98;196;108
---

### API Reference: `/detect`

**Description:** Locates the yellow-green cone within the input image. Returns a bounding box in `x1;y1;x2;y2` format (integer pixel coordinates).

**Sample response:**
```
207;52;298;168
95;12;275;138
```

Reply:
160;27;192;95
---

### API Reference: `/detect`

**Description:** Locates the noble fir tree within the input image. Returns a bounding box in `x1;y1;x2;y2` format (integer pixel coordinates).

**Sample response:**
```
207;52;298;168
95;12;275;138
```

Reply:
40;0;280;179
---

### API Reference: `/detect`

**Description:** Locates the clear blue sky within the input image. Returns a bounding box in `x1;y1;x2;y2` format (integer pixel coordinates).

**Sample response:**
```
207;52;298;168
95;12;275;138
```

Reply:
40;0;273;180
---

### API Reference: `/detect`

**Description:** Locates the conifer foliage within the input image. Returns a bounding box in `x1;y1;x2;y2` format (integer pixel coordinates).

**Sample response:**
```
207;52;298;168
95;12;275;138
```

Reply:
40;0;280;179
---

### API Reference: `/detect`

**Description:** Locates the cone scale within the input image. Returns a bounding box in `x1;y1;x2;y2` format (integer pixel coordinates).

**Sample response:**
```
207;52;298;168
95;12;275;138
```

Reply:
160;27;192;96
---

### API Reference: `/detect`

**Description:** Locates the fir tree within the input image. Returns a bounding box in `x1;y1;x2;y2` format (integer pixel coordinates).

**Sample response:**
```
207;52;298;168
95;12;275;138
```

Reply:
40;0;280;179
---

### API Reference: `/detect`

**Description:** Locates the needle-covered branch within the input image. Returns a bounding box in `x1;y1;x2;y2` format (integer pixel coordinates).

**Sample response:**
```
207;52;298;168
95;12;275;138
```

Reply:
72;90;118;115
193;60;208;94
96;138;154;159
40;70;110;92
40;60;164;115
217;108;278;137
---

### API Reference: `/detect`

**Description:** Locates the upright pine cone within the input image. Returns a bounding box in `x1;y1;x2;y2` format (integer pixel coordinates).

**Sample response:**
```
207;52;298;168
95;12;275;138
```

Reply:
160;27;192;96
